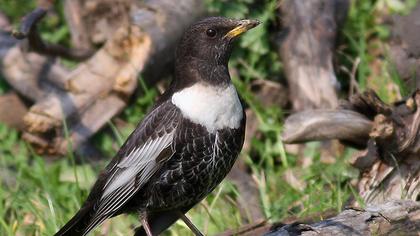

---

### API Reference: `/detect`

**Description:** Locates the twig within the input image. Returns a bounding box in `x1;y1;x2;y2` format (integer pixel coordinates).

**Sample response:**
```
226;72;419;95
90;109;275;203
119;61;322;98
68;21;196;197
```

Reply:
12;8;93;61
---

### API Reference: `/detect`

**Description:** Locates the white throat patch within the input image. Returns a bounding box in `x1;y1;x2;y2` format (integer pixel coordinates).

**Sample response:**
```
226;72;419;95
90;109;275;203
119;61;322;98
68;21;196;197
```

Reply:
171;83;243;133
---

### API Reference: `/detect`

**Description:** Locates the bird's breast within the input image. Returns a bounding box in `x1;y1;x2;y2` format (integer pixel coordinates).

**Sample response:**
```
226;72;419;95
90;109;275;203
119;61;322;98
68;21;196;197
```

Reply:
171;83;243;133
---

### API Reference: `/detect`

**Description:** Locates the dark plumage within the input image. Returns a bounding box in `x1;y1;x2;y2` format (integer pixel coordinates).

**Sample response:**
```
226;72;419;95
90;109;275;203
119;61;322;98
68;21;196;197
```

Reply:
55;17;259;236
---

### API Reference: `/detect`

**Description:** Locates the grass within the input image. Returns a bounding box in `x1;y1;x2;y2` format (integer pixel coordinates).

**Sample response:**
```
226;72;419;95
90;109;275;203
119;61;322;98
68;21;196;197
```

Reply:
0;0;415;235
0;118;358;235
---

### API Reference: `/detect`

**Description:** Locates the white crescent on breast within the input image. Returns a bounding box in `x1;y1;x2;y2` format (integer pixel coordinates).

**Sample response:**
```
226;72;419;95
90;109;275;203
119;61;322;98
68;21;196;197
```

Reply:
171;82;243;133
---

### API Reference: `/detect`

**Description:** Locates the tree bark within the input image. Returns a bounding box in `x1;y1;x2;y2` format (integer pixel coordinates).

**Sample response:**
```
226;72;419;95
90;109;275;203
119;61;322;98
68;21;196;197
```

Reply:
266;200;420;236
278;0;349;110
64;0;133;46
217;200;420;236
282;109;372;146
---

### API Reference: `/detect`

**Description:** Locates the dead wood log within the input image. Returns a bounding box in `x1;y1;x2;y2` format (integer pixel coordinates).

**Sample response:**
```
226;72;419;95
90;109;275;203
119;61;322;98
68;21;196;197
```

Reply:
267;200;420;236
278;0;350;164
278;0;349;110
282;90;420;205
217;200;420;236
282;110;372;146
64;0;133;46
0;0;204;155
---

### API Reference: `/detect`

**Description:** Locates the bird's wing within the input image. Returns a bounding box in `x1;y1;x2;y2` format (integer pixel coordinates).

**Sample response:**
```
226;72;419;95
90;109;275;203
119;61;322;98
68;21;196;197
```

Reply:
84;101;180;233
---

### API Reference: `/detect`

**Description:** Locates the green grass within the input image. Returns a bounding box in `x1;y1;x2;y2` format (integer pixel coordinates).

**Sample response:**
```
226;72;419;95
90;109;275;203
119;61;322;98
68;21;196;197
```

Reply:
0;118;358;235
0;0;415;235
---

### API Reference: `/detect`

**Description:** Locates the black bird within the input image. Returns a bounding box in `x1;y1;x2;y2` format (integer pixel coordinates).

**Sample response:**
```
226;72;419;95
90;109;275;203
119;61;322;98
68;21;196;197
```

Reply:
55;17;260;236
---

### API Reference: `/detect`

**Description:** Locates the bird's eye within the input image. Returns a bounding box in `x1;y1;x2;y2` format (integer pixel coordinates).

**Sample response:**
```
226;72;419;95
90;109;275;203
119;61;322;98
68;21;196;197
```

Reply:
206;28;217;38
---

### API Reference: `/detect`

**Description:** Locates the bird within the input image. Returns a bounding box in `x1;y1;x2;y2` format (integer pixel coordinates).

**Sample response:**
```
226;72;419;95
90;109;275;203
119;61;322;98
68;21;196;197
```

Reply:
55;16;260;236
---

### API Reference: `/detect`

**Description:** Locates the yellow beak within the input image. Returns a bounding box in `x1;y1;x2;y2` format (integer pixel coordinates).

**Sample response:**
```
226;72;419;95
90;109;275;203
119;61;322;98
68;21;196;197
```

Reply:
224;19;261;39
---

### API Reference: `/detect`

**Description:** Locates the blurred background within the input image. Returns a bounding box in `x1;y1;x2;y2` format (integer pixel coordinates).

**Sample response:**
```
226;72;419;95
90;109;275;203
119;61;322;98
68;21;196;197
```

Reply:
0;0;419;235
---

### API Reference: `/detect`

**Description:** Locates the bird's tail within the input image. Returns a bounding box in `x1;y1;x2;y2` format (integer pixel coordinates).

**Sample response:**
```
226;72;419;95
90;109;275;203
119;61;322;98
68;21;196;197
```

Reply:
55;203;95;236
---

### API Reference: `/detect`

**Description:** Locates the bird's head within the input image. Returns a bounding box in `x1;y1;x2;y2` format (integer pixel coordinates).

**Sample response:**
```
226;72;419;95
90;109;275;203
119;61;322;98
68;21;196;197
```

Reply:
175;17;260;68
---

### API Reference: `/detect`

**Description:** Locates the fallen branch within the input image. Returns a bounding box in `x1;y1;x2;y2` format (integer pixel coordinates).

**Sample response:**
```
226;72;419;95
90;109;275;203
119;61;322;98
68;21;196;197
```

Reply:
266;200;420;236
283;90;420;204
216;200;420;236
282;109;372;146
12;8;94;61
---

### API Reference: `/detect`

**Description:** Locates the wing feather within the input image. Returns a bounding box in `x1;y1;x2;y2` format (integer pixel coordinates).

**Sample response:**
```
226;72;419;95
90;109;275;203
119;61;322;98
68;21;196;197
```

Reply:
83;102;179;234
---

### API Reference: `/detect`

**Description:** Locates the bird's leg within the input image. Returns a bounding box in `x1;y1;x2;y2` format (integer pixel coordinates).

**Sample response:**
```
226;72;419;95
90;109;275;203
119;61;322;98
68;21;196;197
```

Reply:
140;213;153;236
178;212;204;236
